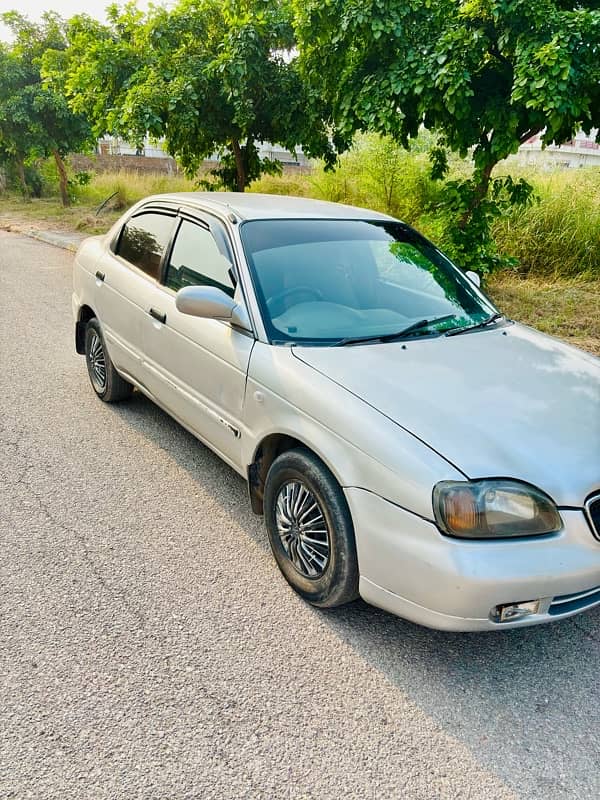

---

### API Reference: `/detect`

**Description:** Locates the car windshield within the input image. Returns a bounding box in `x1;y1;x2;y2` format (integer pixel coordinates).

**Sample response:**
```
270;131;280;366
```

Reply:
240;219;497;344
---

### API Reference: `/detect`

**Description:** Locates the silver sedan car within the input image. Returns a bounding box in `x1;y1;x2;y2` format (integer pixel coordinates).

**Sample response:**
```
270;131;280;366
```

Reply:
73;193;600;630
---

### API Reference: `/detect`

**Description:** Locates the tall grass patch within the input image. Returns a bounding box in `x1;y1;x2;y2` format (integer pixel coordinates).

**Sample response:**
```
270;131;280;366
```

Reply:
3;140;599;282
76;170;194;208
493;168;600;279
307;134;442;224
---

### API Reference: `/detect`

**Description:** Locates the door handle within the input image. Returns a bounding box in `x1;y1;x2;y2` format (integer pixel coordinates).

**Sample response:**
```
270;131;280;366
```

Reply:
95;270;105;282
149;308;166;324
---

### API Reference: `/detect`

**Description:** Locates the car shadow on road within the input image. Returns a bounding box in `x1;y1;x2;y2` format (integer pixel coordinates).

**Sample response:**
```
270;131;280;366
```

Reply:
112;391;600;800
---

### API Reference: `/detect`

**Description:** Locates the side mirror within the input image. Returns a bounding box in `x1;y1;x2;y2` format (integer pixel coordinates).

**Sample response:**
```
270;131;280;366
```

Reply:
465;270;481;288
175;285;252;332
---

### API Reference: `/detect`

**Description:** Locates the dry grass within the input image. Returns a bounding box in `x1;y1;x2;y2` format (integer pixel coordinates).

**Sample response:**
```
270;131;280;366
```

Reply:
487;274;600;356
0;169;196;235
0;195;122;235
1;166;598;358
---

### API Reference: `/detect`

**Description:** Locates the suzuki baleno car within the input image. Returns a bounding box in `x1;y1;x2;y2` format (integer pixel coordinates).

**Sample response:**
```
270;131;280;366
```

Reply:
73;193;600;630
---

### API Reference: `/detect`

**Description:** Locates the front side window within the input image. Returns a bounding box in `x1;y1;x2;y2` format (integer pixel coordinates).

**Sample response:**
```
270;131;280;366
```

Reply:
165;220;235;297
117;212;175;280
240;219;497;344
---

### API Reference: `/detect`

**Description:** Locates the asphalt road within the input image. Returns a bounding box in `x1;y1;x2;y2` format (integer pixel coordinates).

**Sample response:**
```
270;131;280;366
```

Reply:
0;230;598;800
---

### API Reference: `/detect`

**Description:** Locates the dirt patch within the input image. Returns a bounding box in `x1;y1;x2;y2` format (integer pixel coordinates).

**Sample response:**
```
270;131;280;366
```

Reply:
488;274;600;357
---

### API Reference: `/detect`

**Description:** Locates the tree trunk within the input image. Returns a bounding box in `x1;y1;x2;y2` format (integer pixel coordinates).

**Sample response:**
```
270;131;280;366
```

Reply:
231;139;246;192
458;159;495;230
15;157;30;200
53;149;70;207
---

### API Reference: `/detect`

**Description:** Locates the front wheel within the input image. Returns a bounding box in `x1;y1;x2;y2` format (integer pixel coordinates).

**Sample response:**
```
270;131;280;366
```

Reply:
263;448;359;608
84;318;133;402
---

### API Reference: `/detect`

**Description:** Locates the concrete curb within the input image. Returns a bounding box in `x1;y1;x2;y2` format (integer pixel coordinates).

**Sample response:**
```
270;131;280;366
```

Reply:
0;219;87;251
23;228;86;253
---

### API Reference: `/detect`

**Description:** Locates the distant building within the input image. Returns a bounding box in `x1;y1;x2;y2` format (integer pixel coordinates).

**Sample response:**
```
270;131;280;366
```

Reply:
97;136;167;159
97;136;311;167
517;129;600;168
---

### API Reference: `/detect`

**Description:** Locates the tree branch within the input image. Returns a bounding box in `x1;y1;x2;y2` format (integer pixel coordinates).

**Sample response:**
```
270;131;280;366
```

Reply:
518;128;542;145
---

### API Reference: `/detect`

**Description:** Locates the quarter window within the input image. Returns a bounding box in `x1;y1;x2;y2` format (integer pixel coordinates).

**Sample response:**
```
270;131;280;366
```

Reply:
165;220;235;297
117;212;175;280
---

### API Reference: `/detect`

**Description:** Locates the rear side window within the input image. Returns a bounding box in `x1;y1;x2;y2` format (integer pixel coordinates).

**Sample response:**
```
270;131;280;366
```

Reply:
117;212;175;280
165;219;235;297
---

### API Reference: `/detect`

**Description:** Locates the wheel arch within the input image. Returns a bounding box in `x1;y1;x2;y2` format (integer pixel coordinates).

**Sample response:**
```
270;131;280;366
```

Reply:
247;433;343;516
75;304;96;354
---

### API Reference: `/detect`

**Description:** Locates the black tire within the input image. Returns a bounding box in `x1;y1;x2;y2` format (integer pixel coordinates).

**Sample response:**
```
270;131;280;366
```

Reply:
84;318;133;402
264;448;359;608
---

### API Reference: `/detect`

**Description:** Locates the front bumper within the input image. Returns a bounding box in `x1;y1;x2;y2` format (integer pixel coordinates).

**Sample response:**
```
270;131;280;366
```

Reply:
345;487;600;631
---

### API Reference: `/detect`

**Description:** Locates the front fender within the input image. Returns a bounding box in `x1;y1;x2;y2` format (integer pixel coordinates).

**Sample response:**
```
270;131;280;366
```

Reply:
243;343;464;520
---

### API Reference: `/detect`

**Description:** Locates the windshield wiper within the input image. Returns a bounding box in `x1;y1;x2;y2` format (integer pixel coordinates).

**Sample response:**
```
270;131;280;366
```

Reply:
445;312;505;337
335;314;456;347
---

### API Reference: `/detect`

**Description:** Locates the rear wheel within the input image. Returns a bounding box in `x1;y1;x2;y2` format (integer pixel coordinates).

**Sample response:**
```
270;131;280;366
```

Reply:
264;448;359;608
84;318;133;402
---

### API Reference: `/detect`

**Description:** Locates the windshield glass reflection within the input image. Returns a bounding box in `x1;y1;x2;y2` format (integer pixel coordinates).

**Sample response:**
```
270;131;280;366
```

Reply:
240;219;496;344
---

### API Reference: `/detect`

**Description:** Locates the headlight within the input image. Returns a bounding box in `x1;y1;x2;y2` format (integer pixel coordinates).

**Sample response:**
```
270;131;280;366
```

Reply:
432;479;562;539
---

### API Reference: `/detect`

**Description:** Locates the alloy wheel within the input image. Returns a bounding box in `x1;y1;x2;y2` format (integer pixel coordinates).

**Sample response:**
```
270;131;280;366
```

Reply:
275;480;330;578
88;330;107;392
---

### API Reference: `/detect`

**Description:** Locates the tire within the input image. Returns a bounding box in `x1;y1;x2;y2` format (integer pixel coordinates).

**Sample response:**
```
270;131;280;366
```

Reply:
263;448;359;608
84;318;133;402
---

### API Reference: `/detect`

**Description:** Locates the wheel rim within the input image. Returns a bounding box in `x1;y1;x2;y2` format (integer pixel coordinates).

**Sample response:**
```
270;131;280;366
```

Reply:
275;480;330;578
88;331;107;392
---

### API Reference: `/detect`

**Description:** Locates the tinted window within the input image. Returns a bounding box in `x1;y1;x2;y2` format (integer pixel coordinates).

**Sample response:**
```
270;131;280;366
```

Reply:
165;220;234;297
117;212;175;279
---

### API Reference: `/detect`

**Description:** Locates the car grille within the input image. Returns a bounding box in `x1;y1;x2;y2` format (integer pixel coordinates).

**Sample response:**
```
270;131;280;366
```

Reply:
585;494;600;540
548;585;600;616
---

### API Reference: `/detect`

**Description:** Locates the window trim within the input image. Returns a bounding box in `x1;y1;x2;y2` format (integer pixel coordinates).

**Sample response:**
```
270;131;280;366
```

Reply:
159;211;237;296
159;216;184;286
110;202;179;254
176;208;238;283
109;199;259;339
113;207;178;282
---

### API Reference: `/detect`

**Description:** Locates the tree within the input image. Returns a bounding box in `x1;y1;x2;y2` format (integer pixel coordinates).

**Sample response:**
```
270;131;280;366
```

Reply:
55;0;334;191
0;41;32;196
293;0;600;270
0;12;93;205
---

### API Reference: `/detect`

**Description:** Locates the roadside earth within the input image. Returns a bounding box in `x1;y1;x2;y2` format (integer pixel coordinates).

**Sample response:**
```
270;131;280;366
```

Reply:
0;215;86;252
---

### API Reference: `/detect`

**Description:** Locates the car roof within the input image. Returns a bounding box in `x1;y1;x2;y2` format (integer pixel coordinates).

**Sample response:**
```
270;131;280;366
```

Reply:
145;192;396;222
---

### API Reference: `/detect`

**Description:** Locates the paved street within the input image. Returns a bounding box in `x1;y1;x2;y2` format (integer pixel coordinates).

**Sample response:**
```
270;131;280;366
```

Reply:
0;229;598;800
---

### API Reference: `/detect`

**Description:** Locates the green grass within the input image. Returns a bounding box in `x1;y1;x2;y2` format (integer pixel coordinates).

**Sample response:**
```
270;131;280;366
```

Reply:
493;168;600;280
251;141;600;282
3;142;599;279
1;149;599;355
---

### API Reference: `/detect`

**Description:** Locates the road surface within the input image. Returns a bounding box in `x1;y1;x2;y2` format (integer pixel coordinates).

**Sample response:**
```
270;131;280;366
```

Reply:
1;230;598;799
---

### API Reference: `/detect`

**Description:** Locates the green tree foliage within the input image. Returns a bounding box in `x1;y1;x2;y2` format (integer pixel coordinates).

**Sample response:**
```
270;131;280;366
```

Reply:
293;0;600;271
0;12;92;205
54;0;334;191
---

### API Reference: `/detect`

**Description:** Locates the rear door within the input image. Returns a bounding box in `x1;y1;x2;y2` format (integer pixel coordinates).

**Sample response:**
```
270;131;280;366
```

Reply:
141;212;254;471
94;207;177;383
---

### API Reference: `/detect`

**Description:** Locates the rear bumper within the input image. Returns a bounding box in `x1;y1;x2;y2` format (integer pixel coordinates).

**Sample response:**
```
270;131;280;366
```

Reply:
345;487;600;631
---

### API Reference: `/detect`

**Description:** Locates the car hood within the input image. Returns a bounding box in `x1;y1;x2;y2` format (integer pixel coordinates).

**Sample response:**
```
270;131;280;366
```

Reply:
293;324;600;506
